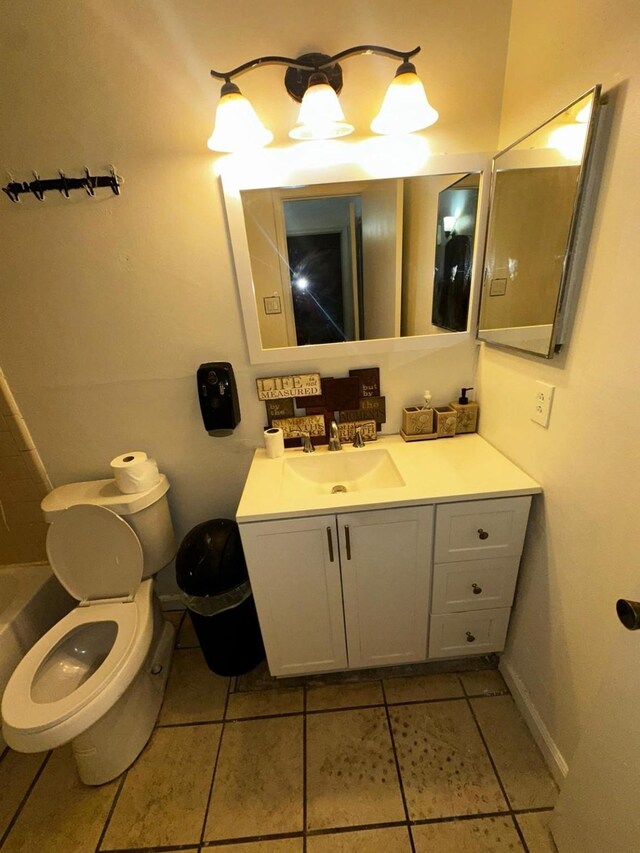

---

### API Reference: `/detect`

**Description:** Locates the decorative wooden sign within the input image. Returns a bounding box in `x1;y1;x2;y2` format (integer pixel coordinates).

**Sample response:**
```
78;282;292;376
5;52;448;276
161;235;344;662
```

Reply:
257;373;321;400
338;408;369;424
265;398;295;425
359;395;386;424
337;419;377;443
321;377;360;412
272;414;326;438
349;367;380;398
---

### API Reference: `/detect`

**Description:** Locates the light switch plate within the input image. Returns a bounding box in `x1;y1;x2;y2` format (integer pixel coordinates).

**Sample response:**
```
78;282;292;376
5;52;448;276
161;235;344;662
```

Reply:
532;381;555;427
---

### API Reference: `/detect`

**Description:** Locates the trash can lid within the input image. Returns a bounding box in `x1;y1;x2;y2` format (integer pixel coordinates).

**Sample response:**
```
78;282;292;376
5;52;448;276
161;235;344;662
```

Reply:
176;518;248;597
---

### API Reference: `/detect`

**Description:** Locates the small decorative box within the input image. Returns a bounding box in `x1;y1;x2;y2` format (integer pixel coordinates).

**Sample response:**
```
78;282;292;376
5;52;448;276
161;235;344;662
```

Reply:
433;406;458;437
402;406;434;436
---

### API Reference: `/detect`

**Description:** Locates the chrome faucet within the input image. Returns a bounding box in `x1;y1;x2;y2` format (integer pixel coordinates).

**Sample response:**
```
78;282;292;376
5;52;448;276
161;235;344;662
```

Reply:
301;431;315;453
352;426;365;448
328;420;342;451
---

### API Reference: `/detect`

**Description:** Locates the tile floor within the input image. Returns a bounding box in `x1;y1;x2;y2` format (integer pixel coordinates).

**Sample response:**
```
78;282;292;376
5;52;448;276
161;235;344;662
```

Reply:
0;610;560;852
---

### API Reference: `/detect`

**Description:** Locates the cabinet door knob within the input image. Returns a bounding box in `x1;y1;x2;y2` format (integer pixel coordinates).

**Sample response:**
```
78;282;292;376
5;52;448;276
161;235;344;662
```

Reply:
344;525;352;560
466;631;476;642
472;583;482;595
477;528;489;540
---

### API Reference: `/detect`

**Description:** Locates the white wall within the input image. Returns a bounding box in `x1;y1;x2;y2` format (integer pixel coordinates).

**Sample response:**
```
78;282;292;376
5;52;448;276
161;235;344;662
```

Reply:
0;1;511;592
477;0;640;768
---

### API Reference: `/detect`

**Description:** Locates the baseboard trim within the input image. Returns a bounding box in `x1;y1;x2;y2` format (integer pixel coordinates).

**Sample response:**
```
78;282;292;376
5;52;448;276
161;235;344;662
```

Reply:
499;658;568;785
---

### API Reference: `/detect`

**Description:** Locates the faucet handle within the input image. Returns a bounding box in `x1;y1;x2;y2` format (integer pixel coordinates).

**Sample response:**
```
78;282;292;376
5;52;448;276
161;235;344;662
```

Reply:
352;426;365;448
301;431;315;453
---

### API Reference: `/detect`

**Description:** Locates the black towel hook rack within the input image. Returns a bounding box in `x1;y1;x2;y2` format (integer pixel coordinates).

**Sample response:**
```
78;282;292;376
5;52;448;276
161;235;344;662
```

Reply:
2;166;123;203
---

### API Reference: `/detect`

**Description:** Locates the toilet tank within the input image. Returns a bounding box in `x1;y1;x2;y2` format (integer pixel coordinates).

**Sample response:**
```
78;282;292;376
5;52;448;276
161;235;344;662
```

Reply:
41;475;176;579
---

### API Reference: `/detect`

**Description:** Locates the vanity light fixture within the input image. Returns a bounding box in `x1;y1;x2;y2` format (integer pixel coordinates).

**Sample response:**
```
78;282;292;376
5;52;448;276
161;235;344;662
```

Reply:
207;45;438;152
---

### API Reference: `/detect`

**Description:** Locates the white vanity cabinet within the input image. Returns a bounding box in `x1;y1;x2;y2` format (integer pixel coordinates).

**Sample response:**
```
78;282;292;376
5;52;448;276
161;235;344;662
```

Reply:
239;505;433;677
236;434;541;677
428;496;531;658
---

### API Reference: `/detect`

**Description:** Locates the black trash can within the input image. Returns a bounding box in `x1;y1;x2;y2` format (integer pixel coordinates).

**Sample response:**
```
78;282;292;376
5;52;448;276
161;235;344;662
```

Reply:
176;518;265;676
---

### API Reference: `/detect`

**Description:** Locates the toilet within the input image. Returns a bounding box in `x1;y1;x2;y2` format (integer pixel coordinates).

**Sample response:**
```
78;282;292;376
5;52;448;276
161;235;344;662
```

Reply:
1;474;177;785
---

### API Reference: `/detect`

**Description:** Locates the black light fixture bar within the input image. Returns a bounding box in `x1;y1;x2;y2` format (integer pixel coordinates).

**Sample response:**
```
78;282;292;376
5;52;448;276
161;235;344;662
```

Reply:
211;45;421;82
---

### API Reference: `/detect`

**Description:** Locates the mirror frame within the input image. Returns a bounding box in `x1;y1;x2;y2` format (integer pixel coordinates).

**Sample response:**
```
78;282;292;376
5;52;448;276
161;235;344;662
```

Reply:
219;149;492;364
476;84;603;359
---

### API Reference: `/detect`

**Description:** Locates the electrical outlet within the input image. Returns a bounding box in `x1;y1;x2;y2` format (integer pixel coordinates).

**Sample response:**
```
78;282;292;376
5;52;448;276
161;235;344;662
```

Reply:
532;381;555;427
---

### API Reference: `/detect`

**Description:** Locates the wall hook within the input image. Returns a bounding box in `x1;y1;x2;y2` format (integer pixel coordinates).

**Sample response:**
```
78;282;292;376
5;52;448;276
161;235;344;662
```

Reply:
59;171;70;199
31;171;45;201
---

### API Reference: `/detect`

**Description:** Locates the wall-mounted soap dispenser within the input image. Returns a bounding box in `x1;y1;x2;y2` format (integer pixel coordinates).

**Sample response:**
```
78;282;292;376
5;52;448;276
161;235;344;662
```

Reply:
197;362;241;436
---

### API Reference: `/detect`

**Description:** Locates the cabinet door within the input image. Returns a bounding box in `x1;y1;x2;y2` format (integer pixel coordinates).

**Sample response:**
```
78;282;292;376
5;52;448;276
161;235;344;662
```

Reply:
338;506;433;669
434;496;531;563
239;517;347;677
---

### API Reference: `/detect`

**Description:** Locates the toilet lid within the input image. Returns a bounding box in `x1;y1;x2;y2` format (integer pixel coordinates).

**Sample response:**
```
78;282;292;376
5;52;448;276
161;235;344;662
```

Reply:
46;504;143;602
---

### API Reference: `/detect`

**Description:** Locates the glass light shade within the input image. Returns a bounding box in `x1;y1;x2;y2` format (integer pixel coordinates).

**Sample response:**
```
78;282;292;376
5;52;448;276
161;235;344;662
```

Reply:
207;91;273;153
289;82;354;140
371;70;439;135
443;215;457;233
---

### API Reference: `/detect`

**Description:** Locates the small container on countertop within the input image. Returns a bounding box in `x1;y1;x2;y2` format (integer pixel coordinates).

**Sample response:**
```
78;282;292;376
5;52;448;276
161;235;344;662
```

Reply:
449;387;479;434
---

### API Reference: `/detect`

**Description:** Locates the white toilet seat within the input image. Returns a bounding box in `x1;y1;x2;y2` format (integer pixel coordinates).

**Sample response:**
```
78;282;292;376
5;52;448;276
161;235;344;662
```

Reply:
1;581;154;753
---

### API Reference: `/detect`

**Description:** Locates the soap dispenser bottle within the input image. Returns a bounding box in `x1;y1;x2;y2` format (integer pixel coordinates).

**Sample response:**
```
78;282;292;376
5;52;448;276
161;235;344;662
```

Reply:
450;387;479;433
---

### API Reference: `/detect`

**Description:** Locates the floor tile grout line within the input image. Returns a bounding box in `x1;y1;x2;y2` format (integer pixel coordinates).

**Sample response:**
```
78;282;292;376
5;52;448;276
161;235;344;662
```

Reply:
510;813;532;853
199;679;232;847
409;809;517;826
458;680;532;852
302;684;307;853
463;690;515;814
95;770;129;853
381;679;417;853
0;749;51;850
97;808;551;852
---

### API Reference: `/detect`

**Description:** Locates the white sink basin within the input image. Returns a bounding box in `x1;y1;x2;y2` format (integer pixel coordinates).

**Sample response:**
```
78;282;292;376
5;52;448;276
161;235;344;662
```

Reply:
282;449;406;496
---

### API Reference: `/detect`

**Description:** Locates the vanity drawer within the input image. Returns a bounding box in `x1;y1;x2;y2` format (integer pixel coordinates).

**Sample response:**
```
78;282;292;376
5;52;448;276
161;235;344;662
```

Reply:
431;557;520;614
434;496;531;563
429;608;511;658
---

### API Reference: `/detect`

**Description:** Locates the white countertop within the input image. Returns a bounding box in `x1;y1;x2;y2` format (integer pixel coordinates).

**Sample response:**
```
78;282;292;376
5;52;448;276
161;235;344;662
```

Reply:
236;433;541;523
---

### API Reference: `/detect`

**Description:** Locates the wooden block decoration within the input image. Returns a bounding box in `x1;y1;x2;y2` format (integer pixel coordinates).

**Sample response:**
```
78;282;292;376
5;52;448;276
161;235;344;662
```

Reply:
265;398;295;426
337;408;365;422
349;367;380;398
320;377;360;412
256;373;321;400
402;406;434;436
272;414;326;438
434;406;458;438
295;377;331;409
359;396;386;426
337;420;377;443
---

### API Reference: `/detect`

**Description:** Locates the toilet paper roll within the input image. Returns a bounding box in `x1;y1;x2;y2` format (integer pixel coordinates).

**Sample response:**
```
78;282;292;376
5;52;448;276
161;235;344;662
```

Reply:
264;427;284;459
110;451;161;494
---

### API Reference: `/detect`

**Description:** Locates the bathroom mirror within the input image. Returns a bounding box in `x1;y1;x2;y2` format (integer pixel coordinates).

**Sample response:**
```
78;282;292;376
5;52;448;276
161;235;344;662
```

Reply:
220;151;490;364
477;85;603;358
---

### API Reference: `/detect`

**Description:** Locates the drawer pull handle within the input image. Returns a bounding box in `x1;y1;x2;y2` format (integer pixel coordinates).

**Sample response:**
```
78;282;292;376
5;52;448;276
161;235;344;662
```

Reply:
478;528;489;540
472;583;482;595
345;525;352;560
326;527;334;562
466;631;476;643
